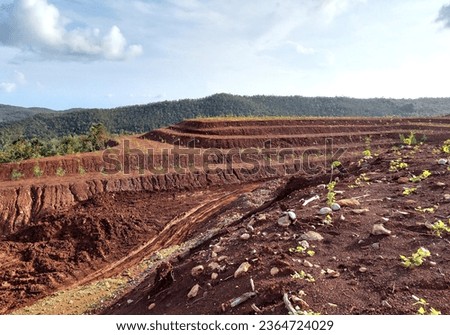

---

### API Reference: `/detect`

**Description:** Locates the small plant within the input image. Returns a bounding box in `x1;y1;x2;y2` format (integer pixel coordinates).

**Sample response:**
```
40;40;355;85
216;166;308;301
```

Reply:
412;296;441;315
78;166;86;175
430;219;450;237
11;169;23;180
441;139;450;154
289;245;315;256
409;170;431;183
33;165;43;178
402;187;417;196
56;167;66;177
414;206;436;214
326;181;336;206
362;149;372;158
291;270;315;282
389;159;408;172
400;132;417;146
323;213;333;225
400;247;431;268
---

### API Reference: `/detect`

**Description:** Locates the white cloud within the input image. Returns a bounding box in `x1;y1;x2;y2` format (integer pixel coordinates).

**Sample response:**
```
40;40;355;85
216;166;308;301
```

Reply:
436;4;450;28
0;0;143;61
0;82;16;93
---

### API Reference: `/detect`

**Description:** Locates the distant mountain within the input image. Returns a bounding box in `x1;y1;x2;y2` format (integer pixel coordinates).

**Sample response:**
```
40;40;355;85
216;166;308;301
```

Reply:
0;104;56;123
1;94;450;143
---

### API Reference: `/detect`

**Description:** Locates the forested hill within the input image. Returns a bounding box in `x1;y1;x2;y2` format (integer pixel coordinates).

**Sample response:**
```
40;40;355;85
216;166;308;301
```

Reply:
0;104;56;123
1;94;450;143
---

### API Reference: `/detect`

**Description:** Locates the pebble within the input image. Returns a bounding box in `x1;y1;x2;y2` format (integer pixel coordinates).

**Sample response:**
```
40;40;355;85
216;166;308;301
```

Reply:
234;262;251;278
382;300;392;308
300;231;324;241
270;267;280;276
217;255;228;262
212;245;225;253
359;267;367;273
444;194;450;201
211;272;219;280
351;208;369;214
303;260;313;268
337;198;361;208
325;268;340;278
208;262;220;271
187;284;200;299
429;261;437;266
397;177;410;184
287;211;297;221
438;158;448;165
127;299;134;304
148;303;156;311
319;207;333;215
191;265;204;277
435;182;446;187
331;203;341;211
298;240;310;249
372;243;380;250
277;215;291;227
240;233;251;240
372;223;392;236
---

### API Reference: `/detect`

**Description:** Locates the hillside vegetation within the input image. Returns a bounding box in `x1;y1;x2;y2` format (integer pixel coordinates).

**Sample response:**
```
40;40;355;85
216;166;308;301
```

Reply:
1;94;450;145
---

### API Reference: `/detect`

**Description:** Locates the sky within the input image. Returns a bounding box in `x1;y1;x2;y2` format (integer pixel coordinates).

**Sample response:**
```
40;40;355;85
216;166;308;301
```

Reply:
1;0;450;110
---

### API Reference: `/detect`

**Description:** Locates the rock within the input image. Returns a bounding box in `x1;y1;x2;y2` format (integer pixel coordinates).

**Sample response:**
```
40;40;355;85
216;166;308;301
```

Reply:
217;255;228;262
277;215;291;227
191;265;204;277
372;224;392;236
382;300;392;308
429;261;437;266
351;208;369;214
444;194;450;201
303;260;313;268
300;231;324;241
211;245;225;253
240;233;251;240
298;240;310;249
211;272;219;280
319;207;333;215
438;158;448;165
372;243;380;250
187;284;200;299
270;267;280;276
127;299;134;304
234;262;251;278
337;198;361;208
148;303;156;311
405;199;417;205
359;267;368;273
397;177;410;184
435;182;446;187
287;211;297;221
339;214;346;221
331;203;341;211
208;262;221;271
325;268;340;278
257;213;267;221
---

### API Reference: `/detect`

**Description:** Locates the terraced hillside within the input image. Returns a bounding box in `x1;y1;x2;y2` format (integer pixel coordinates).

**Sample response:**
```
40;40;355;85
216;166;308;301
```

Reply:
1;116;450;315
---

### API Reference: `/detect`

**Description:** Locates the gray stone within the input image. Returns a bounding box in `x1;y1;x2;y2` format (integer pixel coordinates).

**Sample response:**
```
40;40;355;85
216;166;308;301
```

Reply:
300;231;324;241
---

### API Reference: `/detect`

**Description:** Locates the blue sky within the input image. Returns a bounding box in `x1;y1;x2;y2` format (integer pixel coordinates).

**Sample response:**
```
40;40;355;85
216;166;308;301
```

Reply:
1;0;450;110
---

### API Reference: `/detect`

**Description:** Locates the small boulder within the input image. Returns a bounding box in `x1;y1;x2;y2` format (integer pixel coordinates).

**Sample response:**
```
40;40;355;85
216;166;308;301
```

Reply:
234;262;251;278
319;207;333;215
337;198;361;208
187;284;200;299
372;223;392;236
300;231;324;241
438;158;448;165
277;215;291;227
331;203;341;211
191;265;204;277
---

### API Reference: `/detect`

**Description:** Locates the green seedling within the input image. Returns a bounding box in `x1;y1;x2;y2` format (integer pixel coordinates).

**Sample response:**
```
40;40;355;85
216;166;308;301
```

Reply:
414;206;436;214
289;245;315;257
400;132;417;146
402;187;417;196
400;247;431;268
389;158;408;172
56;167;65;177
409;170;431;183
326;181;336;206
412;296;441;315
78;166;86;175
362;149;372;158
11;169;23;181
430;219;450;237
442;139;450;154
33;165;43;178
291;270;315;283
